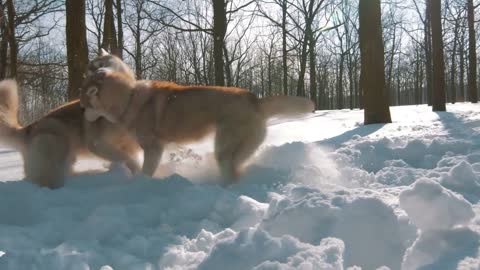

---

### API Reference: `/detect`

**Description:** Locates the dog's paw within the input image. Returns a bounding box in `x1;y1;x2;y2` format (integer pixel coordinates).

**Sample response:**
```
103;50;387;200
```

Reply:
126;160;142;176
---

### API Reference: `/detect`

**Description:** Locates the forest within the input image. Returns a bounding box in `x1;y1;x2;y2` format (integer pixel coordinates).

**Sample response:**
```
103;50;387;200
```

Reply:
0;0;478;124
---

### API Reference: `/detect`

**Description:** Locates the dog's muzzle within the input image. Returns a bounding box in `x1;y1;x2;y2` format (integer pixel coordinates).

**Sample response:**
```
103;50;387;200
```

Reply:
79;86;99;108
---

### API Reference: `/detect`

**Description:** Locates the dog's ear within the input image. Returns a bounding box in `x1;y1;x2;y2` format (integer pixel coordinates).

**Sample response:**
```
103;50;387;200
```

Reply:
99;48;110;56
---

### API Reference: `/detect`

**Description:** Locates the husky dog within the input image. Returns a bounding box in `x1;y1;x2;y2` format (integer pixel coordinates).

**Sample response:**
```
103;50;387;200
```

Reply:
81;64;315;183
0;53;141;189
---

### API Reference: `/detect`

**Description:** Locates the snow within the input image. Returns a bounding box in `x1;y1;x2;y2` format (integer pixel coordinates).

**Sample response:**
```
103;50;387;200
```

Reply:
399;178;474;231
2;103;480;269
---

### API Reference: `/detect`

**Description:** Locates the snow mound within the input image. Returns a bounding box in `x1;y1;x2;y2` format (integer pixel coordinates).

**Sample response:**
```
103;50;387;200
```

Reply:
341;138;472;175
0;170;269;270
400;178;479;270
399;178;474;231
261;186;407;270
160;228;345;270
440;161;480;202
402;227;479;270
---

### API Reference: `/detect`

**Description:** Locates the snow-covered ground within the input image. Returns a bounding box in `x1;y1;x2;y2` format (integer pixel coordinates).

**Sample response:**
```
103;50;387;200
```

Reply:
1;103;480;270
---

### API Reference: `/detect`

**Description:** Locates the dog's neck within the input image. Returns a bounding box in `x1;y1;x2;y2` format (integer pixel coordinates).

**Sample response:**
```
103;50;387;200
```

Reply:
118;91;136;127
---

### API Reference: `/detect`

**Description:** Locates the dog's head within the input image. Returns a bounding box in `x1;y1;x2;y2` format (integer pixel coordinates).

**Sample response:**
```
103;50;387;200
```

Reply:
80;71;135;123
81;49;137;122
85;49;135;81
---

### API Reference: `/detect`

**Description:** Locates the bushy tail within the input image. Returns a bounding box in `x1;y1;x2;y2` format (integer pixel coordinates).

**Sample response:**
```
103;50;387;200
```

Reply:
259;95;315;119
0;80;24;149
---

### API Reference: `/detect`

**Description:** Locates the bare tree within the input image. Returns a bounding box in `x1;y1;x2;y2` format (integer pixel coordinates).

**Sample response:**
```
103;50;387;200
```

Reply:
102;0;119;56
147;0;255;86
66;0;88;100
288;0;326;97
18;38;67;123
0;0;8;79
86;0;104;53
446;2;463;103
459;23;466;101
0;0;62;80
412;0;433;105
6;0;16;78
223;2;257;87
430;0;446;111
359;0;391;124
467;0;477;103
212;0;227;85
115;0;124;58
425;0;433;105
123;0;163;79
257;0;292;95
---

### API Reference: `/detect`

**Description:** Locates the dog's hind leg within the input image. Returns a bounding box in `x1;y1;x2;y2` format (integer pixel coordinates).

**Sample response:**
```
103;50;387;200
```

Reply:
24;133;73;189
231;121;266;178
141;142;163;176
214;126;237;182
215;118;267;184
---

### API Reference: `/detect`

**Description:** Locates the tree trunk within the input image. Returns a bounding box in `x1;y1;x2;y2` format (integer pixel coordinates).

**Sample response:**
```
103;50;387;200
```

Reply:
430;0;446;111
450;21;459;104
468;0;477;103
6;0;16;78
337;54;344;109
267;43;273;96
415;58;421;104
317;65;325;109
115;0;124;59
309;35;317;109
223;45;233;86
0;1;8;79
347;52;355;109
134;22;142;79
212;0;226;86
66;0;88;100
354;54;360;108
419;58;424;103
282;0;288;95
296;33;308;97
396;56;401;105
386;26;396;104
260;57;265;96
359;0;391;124
190;36;201;84
102;0;118;56
425;0;433;105
296;0;317;97
460;36;465;101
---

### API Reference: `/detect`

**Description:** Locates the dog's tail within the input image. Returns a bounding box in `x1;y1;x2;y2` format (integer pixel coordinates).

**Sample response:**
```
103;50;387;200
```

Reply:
0;80;25;149
259;95;315;119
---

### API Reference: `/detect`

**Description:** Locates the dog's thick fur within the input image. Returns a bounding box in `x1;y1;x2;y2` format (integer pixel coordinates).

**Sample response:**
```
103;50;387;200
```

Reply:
81;69;315;182
86;49;135;81
0;73;141;189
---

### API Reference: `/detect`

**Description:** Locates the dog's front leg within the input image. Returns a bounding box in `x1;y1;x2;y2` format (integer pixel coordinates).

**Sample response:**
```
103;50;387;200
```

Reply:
88;139;141;174
84;126;140;174
141;142;163;176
